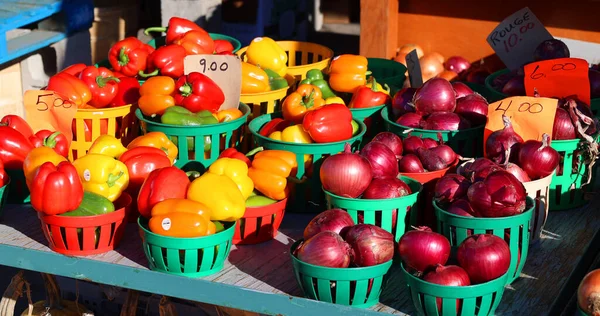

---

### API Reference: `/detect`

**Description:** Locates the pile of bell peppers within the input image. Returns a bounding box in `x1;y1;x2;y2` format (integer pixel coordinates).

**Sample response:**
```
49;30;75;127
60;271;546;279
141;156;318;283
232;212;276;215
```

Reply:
241;37;289;94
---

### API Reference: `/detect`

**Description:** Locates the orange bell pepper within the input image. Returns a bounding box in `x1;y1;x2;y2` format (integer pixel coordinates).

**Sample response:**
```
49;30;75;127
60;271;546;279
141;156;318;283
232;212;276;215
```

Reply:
151;198;212;221
328;54;368;93
215;108;243;123
23;147;68;189
47;72;92;107
282;84;325;123
149;212;212;238
248;150;298;200
127;132;178;165
138;76;176;116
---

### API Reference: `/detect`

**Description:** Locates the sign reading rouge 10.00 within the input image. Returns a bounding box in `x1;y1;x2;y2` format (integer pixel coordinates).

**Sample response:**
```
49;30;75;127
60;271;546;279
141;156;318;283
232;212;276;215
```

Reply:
487;7;553;70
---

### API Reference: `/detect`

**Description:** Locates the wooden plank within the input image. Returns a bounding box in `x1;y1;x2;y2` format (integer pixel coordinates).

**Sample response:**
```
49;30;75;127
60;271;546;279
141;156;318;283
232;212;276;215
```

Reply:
359;0;398;59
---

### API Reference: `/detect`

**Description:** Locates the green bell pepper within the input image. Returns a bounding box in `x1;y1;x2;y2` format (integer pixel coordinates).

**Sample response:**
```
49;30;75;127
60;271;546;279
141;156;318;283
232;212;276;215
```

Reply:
351;120;359;136
245;195;278;207
300;69;337;99
160;106;218;126
60;191;115;217
169;135;212;152
213;221;225;233
264;68;288;90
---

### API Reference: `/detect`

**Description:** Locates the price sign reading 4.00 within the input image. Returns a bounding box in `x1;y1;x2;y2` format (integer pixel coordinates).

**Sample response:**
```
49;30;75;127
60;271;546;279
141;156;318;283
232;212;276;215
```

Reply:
524;57;591;105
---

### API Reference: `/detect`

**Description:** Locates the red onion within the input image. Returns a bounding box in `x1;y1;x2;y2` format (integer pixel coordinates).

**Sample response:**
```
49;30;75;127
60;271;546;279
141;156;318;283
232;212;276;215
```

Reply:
560;98;598;137
403;136;425;154
504;163;531;182
396;112;423;128
589;69;600;98
429;145;457;167
466;68;491;85
533;39;570;61
422;138;439;149
362;177;411;199
360;141;399;179
296;232;353;268
553;107;576;140
320;143;372;198
434;174;471;206
412;78;457;115
455;94;489;126
423;264;471;312
461;158;501;182
303;209;355;240
451;82;474;99
577;269;600;316
485;115;523;164
392;87;417;117
398;227;451;273
344;224;394;267
444;56;471;74
447;199;477;217
398;154;425;173
422;112;470;131
457;234;511;284
502;75;525;96
467;170;527;217
416;146;455;172
518;133;559;180
492;72;515;91
372;132;403;158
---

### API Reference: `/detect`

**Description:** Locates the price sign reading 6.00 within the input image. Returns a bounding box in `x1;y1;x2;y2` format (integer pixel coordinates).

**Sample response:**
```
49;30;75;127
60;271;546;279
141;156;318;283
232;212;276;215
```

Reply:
524;57;591;105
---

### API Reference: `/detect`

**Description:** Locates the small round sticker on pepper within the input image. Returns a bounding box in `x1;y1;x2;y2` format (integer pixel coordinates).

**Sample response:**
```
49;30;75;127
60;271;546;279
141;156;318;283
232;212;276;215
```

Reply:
253;37;263;43
161;218;171;231
83;169;91;182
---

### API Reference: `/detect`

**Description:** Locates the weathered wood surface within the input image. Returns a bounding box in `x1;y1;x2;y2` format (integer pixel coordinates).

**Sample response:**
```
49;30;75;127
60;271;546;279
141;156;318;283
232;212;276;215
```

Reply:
0;198;599;315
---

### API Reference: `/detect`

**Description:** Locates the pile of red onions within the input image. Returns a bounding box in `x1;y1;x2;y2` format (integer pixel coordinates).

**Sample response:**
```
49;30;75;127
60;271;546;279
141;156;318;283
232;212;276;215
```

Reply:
296;209;395;268
392;77;489;131
398;134;458;173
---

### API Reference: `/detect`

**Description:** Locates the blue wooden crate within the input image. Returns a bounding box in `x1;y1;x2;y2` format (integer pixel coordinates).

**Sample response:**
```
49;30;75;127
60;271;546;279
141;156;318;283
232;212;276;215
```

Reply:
0;0;93;65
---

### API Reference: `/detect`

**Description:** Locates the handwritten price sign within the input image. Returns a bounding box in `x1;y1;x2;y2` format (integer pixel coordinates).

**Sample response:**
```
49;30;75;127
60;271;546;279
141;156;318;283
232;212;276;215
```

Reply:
484;96;557;152
405;49;423;88
487;7;553;70
184;54;241;111
23;90;77;145
524;57;591;105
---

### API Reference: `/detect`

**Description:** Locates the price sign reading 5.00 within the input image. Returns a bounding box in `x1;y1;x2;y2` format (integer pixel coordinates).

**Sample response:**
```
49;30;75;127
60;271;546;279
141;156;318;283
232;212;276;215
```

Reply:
524;57;590;105
23;90;77;145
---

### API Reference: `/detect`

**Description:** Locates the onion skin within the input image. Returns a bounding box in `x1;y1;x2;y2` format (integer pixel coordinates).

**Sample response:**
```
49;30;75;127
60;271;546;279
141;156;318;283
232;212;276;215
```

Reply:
399;44;424;58
577;269;600;316
423;264;471;312
518;134;559;180
434;174;471;206
467;170;527;218
504;163;531;182
398;154;425;173
416;147;448;171
372;132;403;158
422;138;439;149
303;209;355;240
455;93;489;126
429;145;457;167
396;112;423;128
344;224;395;267
362;177;412;199
360;141;399;179
461;158;501;182
422;112;470;131
502;75;526;96
398;227;451;273
447;199;477;217
553;107;576;140
457;234;511;284
452;82;474;99
420;55;445;78
403;136;425;154
428;52;445;64
296;232;353;268
444;56;471;74
533;39;570;61
485;115;523;164
320;143;373;198
412;78;457;115
392;88;417;118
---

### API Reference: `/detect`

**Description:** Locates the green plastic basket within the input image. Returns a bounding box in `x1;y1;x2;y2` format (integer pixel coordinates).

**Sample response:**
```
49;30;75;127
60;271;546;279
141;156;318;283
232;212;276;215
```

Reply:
350;105;386;140
5;170;28;204
290;240;393;308
136;103;250;170
0;180;9;219
381;107;485;157
138;218;236;277
401;264;508;316
548;139;592;210
248;112;366;213
434;197;534;284
324;176;421;242
147;33;242;52
367;58;407;95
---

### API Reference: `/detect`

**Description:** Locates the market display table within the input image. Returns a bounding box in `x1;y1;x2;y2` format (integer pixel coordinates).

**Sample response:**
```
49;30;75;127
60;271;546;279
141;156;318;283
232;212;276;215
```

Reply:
0;200;598;315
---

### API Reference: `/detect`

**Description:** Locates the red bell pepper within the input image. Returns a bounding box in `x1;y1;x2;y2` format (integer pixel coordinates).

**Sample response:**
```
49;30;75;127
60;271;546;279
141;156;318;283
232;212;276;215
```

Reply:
61;63;87;77
119;146;171;209
140;45;187;79
79;66;120;108
218;148;252;168
259;118;292;137
214;39;234;54
0;160;8;188
137;166;191;218
29;130;69;158
173;29;214;55
108;37;154;77
109;76;140;107
173;72;225;113
302;103;353;143
1;115;34;139
145;17;204;45
348;78;391;109
30;161;84;215
0;126;34;169
47;72;92;107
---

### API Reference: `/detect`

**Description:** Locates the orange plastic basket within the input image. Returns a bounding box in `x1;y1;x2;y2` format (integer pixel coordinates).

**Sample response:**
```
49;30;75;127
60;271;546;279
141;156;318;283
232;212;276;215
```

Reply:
233;199;287;245
38;192;131;255
70;105;138;160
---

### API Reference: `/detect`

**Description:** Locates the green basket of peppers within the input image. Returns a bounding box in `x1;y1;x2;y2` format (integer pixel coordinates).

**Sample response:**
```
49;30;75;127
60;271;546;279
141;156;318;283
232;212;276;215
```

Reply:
136;103;251;170
367;57;407;96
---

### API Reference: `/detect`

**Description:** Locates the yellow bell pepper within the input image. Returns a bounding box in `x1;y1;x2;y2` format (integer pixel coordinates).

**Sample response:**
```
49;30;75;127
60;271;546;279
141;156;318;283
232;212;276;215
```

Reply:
269;125;313;144
208;158;254;199
241;62;270;94
325;96;346;105
127;132;177;165
365;78;390;96
72;153;129;202
246;37;288;77
23;147;68;188
87;135;127;159
187;173;245;222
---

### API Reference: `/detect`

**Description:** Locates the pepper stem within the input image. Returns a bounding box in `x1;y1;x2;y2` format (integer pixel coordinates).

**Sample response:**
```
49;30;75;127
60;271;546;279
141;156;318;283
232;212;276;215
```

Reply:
43;131;61;149
179;84;192;97
96;76;120;88
366;71;372;76
138;69;159;78
107;171;124;188
302;90;316;109
118;47;130;67
144;26;168;36
185;171;201;180
370;77;379;92
245;146;264;157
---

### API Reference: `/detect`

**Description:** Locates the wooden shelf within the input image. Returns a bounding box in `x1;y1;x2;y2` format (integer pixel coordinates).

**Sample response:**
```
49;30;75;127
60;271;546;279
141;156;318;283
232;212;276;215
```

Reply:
0;200;599;315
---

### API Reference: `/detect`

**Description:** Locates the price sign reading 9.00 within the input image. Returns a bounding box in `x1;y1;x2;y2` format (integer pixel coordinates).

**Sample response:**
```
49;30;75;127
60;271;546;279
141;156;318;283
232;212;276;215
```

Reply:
183;54;241;111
